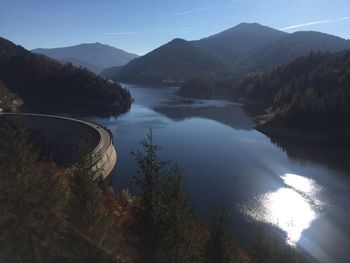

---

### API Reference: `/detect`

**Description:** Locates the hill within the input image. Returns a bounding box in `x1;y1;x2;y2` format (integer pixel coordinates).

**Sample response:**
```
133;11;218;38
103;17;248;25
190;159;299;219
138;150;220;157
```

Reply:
179;49;350;138
193;23;288;67
243;30;350;70
243;50;350;138
0;79;22;112
193;23;350;71
108;23;350;86
99;66;123;80
61;57;105;75
110;38;231;85
32;43;138;74
0;37;132;114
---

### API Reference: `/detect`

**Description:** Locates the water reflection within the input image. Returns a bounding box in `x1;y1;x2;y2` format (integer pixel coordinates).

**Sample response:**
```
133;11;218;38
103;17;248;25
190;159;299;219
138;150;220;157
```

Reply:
264;132;350;174
242;173;324;245
85;85;350;262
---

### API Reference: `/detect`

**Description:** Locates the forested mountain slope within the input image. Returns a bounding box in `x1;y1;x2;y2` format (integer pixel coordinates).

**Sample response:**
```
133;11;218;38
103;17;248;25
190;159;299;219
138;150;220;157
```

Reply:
0;37;132;113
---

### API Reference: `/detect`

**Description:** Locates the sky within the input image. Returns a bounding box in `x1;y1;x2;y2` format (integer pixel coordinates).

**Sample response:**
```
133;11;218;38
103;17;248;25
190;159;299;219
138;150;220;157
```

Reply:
1;0;350;55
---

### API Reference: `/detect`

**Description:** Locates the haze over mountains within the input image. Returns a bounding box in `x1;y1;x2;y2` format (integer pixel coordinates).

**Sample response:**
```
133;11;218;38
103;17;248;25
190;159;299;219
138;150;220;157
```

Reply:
32;43;138;74
105;38;231;84
102;23;350;85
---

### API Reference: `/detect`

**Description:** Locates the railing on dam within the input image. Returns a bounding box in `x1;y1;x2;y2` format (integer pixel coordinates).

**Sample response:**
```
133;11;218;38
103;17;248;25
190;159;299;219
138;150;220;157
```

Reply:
0;113;117;181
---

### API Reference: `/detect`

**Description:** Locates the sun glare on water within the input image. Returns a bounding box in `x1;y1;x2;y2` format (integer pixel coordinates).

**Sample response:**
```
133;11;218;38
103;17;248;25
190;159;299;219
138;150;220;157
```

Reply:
242;173;324;245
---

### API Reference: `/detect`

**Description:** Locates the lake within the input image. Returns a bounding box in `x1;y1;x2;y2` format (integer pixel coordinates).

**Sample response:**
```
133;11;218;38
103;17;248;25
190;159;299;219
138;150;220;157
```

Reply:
85;84;350;263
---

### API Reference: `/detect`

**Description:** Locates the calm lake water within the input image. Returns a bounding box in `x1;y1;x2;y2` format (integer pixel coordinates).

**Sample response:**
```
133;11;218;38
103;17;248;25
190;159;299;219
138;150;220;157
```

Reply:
85;84;350;263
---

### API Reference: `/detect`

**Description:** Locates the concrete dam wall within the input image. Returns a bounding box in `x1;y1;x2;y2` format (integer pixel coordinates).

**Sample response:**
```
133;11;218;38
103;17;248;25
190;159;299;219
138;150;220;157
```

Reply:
0;113;117;181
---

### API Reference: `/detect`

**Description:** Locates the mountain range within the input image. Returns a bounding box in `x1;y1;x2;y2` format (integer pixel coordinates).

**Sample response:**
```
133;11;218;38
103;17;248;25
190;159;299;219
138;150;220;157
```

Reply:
101;23;350;85
104;38;231;85
32;43;138;74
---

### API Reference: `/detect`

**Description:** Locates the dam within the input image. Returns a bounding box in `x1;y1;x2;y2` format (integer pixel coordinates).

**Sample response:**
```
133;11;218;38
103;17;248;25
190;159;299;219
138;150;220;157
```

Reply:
0;113;117;181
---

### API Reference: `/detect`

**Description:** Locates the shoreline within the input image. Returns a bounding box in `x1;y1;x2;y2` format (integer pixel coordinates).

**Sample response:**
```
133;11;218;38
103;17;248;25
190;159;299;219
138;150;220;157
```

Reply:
255;123;350;143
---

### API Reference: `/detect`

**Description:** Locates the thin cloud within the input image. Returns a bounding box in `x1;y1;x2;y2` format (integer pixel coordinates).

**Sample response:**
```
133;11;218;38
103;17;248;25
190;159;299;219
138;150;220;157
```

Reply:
161;26;204;35
173;6;211;17
280;17;350;31
100;32;139;35
231;0;256;2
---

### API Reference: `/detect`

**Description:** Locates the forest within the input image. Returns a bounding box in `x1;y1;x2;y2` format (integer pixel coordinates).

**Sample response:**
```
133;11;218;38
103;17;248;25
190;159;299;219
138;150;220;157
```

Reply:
0;37;132;114
179;50;350;138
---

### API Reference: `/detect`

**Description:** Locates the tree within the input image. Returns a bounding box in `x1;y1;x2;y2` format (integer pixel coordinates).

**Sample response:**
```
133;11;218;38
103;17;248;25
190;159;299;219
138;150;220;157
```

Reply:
130;130;204;262
66;142;103;234
130;130;169;261
0;122;68;262
65;142;119;263
250;225;308;263
157;165;203;263
205;208;231;263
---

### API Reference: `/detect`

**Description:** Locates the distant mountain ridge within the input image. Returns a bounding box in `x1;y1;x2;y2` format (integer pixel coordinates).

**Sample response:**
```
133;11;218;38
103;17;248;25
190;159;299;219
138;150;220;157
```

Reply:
103;23;350;85
196;23;350;71
192;23;288;67
32;43;138;74
112;38;231;85
239;30;350;71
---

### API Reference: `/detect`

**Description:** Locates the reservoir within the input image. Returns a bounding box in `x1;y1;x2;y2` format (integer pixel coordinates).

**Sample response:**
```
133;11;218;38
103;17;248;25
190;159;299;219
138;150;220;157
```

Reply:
85;84;350;263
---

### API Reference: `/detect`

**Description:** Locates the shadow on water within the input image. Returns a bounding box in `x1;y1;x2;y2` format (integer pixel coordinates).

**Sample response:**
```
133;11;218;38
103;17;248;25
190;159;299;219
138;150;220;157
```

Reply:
264;133;350;174
153;98;255;131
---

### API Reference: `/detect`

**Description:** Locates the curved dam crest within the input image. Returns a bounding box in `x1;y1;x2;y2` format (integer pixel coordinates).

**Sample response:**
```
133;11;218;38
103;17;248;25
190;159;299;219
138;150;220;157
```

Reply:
0;113;117;181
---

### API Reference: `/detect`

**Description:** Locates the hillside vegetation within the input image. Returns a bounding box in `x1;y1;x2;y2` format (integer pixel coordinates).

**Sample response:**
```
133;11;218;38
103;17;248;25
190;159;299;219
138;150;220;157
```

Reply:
248;50;350;136
0;37;132;114
0;80;22;112
180;50;350;138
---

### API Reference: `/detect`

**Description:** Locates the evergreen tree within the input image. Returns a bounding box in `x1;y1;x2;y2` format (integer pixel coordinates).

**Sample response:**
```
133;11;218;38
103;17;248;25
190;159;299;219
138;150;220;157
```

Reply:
131;130;204;262
0;123;68;262
130;130;168;261
205;208;231;263
66;142;103;234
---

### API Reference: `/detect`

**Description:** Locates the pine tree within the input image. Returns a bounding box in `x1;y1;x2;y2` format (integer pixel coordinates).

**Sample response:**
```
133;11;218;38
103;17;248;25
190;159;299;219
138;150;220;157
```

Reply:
66;142;103;235
205;208;230;263
131;130;204;262
0;122;68;262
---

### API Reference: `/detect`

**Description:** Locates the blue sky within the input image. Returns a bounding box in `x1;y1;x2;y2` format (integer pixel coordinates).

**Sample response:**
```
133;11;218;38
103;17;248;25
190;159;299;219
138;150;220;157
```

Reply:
1;0;349;55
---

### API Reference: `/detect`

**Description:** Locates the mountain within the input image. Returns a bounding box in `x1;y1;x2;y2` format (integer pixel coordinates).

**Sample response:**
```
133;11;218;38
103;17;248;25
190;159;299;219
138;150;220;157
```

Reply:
0;37;132;114
107;23;350;86
242;30;350;70
194;23;350;71
110;38;231;85
193;23;288;67
32;43;138;74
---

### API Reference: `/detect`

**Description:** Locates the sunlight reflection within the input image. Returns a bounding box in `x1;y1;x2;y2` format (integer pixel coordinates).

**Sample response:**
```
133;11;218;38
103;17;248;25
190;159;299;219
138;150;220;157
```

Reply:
282;173;320;194
261;188;316;244
242;173;324;245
